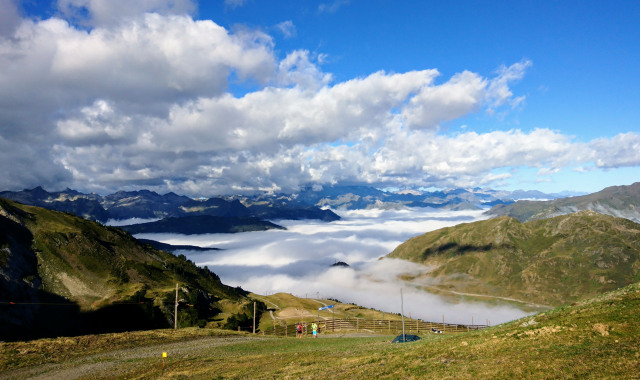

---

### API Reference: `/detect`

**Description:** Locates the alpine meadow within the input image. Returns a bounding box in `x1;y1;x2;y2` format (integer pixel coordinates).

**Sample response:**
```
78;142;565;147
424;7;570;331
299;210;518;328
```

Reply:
1;1;640;379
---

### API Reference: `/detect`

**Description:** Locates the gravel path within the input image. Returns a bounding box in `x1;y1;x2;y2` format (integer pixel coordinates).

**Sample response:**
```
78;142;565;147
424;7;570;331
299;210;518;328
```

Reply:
1;336;259;380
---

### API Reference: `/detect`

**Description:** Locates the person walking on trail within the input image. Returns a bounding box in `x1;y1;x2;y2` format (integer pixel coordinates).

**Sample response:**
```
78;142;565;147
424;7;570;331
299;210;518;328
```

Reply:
312;322;318;338
296;323;302;338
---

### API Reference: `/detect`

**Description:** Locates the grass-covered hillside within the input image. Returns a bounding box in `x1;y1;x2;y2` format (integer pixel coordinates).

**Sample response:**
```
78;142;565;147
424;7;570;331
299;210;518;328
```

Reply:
0;197;251;341
2;281;639;379
387;211;640;306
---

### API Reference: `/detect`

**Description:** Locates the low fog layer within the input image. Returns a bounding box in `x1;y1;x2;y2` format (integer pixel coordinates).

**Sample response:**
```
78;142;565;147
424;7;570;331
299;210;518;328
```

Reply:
135;208;534;325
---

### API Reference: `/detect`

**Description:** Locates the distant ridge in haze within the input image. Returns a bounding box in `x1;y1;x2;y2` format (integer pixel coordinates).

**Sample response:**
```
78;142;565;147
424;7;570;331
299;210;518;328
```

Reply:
228;184;564;211
487;182;640;223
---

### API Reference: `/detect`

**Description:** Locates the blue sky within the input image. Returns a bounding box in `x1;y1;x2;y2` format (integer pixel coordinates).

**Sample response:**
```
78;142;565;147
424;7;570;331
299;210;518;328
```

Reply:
1;0;638;196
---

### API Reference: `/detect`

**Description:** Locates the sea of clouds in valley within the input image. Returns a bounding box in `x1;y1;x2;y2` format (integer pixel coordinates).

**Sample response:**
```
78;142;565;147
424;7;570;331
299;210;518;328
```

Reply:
133;208;535;325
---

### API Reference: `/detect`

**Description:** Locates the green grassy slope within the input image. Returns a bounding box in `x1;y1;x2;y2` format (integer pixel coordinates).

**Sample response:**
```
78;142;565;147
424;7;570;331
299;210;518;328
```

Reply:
2;281;639;379
0;197;249;340
387;211;640;306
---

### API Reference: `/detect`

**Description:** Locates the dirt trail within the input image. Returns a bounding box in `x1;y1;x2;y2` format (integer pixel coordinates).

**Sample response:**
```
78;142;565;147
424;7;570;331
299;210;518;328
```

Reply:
0;336;258;380
252;296;280;310
310;299;328;307
411;282;552;309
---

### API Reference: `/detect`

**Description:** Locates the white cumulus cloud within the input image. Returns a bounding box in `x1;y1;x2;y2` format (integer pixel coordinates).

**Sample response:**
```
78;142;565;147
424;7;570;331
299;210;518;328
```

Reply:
0;4;637;195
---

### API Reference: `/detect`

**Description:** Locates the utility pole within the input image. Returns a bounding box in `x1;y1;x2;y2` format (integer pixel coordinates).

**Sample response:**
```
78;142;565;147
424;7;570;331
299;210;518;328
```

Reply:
253;302;256;334
174;283;178;330
401;288;405;342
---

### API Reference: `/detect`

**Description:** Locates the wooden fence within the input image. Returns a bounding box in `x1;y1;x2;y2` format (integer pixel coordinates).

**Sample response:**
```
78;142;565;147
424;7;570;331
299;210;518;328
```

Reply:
260;318;488;337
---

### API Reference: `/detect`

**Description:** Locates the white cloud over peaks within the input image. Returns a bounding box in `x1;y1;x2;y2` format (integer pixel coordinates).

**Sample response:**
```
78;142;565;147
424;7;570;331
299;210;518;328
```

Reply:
350;128;580;188
2;6;635;195
0;13;276;142
0;0;20;37
590;132;640;168
278;50;332;90
401;70;486;129
56;100;134;145
402;60;531;129
486;59;532;111
275;20;296;39
0;11;279;192
46;14;274;99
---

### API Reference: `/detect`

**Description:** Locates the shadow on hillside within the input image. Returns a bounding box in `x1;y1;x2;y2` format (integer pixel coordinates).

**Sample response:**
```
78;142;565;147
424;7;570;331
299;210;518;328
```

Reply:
421;242;496;259
0;290;169;342
1;203;171;342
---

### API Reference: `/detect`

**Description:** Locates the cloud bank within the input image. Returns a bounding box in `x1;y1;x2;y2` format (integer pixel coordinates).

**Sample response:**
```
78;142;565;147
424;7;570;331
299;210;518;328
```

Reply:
1;0;639;195
135;209;534;324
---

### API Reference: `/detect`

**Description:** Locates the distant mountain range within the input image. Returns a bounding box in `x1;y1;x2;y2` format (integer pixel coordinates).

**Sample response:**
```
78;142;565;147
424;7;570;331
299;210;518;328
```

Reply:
487;182;640;223
231;185;568;211
0;187;341;226
4;183;639;235
387;210;640;306
0;185;567;229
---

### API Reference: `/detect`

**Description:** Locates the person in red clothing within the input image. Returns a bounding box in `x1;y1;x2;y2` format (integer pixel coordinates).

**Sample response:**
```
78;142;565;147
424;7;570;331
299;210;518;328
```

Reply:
296;323;302;338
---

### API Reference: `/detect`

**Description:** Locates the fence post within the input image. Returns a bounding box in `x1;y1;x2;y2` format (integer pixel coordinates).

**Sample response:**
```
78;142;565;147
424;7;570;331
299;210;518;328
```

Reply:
174;283;178;330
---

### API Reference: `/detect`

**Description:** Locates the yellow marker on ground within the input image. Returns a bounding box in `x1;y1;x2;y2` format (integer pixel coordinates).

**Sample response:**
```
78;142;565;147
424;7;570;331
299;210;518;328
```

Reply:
162;352;168;369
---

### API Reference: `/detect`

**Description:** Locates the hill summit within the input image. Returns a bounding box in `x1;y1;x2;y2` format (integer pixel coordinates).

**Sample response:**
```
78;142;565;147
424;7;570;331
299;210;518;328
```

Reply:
387;210;640;306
